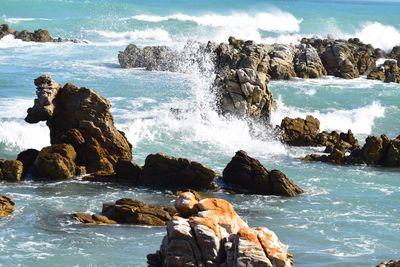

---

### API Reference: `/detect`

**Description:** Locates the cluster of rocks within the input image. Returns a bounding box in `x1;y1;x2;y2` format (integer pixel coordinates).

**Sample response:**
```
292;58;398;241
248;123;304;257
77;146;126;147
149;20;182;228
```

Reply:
1;75;303;197
74;198;177;226
279;115;358;150
368;59;400;83
0;23;64;42
306;134;400;166
0;195;15;217
147;192;293;267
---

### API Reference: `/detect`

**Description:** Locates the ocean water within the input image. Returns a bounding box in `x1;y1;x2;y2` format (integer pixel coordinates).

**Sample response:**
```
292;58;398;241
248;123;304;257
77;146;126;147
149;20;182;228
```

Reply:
1;0;400;266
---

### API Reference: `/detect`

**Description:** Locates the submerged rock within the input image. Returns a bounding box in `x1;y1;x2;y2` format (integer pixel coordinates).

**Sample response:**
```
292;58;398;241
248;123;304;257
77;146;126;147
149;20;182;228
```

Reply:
141;153;217;190
0;160;24;182
222;150;304;196
25;75;132;177
74;198;177;226
0;195;15;217
147;193;293;267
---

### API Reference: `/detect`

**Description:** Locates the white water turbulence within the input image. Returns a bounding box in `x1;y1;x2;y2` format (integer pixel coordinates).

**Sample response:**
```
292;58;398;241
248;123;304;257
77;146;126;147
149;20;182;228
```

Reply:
356;22;400;51
271;97;385;135
125;10;303;43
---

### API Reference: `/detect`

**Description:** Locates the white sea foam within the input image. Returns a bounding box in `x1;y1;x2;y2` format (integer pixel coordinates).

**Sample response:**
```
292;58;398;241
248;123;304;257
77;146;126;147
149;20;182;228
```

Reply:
2;16;52;24
0;121;49;151
84;28;171;43
271;97;385;135
123;11;302;43
356;22;400;51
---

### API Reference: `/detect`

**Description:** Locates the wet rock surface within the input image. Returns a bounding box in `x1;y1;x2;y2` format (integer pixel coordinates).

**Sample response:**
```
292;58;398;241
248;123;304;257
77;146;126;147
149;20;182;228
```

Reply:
147;193;293;267
377;260;400;267
222;150;304;196
0;160;24;182
25;75;133;177
141;153;217;190
0;195;15;217
368;59;400;83
305;134;400;167
73;198;177;226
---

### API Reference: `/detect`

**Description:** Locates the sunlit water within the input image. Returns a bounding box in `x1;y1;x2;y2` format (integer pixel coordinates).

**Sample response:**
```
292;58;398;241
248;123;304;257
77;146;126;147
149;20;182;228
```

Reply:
1;0;400;266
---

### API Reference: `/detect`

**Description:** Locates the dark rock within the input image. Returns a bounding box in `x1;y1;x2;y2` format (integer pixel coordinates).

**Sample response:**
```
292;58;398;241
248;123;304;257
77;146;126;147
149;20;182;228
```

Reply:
368;59;400;83
222;150;303;196
0;160;24;182
33;144;77;180
141;153;216;190
0;24;54;42
16;149;39;174
0;195;15;217
25;75;132;176
114;160;142;183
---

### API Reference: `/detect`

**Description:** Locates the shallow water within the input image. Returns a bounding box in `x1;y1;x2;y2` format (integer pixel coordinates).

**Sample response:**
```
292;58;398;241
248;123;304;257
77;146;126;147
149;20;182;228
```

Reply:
1;0;400;266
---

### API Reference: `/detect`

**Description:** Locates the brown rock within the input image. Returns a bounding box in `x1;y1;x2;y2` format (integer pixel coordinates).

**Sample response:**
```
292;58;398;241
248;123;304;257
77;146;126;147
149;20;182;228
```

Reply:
0;160;24;182
25;75;132;175
73;212;117;224
114;160;142;183
0;195;15;217
101;198;176;226
33;144;77;180
377;260;400;267
16;149;39;174
222;150;303;196
295;44;327;78
141;153;216;190
281;115;320;146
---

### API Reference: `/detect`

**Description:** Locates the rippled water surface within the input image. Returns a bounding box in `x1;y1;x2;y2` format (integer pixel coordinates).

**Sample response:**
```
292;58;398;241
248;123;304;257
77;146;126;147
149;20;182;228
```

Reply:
1;0;400;266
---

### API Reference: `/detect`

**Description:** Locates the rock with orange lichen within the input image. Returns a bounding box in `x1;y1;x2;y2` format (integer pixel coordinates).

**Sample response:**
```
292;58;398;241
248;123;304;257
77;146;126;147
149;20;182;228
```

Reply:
147;193;293;267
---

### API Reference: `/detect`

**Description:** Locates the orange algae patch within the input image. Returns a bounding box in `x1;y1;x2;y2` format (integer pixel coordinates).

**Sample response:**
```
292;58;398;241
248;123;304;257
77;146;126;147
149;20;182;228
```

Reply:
189;216;221;238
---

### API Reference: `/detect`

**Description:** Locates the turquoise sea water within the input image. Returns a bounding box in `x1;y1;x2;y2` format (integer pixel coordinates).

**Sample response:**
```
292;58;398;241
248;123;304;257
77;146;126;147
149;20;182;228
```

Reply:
0;0;400;266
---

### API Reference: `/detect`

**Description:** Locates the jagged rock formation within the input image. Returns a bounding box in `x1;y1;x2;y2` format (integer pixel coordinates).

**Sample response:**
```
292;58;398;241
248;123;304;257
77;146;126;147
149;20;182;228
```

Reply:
141;153;217;190
377;260;400;267
0;23;58;42
302;37;381;79
222;150;304;196
0;160;24;182
0;195;15;217
269;44;297;80
294;44;327;78
368;59;400;83
279;115;359;150
147;193;293;267
305;134;400;166
25;75;132;177
74;198;177;226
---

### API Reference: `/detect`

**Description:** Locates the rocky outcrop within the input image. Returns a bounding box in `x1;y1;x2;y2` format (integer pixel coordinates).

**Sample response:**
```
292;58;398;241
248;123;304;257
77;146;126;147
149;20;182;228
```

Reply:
302;37;380;79
33;144;78;180
0;23;56;42
147;193;293;267
388;46;400;65
25;75;132;176
368;59;400;83
218;68;275;120
377;260;400;267
141;153;217;190
74;198;177;226
305;134;400;167
222;150;304;196
280;115;321;146
269;44;297;80
0;160;24;182
118;44;178;71
279;116;359;151
0;195;15;217
294;44;327;78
